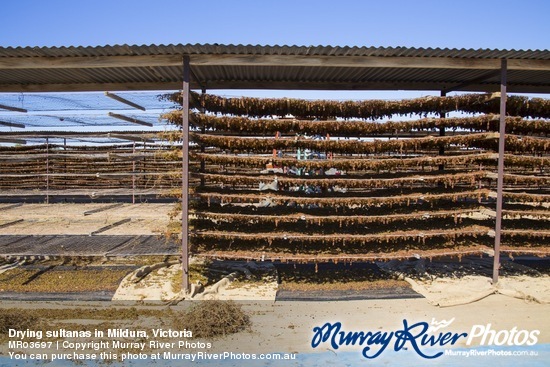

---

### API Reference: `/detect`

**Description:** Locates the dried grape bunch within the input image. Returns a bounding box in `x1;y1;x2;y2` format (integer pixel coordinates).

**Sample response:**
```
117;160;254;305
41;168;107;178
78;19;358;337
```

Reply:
163;112;549;137
164;92;550;119
159;89;549;263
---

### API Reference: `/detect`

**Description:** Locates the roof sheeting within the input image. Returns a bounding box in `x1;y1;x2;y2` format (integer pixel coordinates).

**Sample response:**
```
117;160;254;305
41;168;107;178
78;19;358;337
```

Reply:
0;44;549;93
1;44;549;59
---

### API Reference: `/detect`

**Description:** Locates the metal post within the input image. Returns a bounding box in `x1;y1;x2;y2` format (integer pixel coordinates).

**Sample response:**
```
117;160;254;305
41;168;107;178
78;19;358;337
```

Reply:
493;59;507;284
63;138;67;179
200;88;206;188
46;137;49;204
439;91;446;172
181;56;191;293
132;142;136;204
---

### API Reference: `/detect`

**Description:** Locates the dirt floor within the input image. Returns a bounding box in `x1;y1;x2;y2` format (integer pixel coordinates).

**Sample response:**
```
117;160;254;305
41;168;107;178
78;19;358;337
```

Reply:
1;203;548;360
0;203;173;236
0;255;548;361
0;294;548;356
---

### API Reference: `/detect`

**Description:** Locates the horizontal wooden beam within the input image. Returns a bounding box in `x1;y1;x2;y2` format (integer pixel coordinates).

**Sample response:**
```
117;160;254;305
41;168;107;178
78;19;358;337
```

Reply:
0;80;548;94
195;80;550;94
0;138;26;144
108;133;155;142
105;91;146;111
443;70;503;94
107;112;153;127
0;120;25;128
1;54;548;72
190;54;550;71
0;81;182;93
0;103;27;113
0;55;182;69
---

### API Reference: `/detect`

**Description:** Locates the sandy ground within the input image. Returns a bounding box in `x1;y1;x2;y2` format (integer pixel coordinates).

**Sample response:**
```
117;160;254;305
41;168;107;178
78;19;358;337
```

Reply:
0;263;548;358
186;273;550;353
0;203;172;235
1;203;548;357
106;262;550;353
1;295;546;355
5;295;550;353
223;295;550;353
0;295;550;353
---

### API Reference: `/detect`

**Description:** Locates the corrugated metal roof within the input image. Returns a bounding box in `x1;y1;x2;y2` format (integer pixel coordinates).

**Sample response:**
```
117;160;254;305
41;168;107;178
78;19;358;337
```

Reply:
1;44;548;59
0;44;549;93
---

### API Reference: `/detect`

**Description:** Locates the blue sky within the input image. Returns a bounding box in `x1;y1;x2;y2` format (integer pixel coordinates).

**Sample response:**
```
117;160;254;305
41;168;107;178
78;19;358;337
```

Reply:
0;0;548;101
0;1;547;137
1;0;549;50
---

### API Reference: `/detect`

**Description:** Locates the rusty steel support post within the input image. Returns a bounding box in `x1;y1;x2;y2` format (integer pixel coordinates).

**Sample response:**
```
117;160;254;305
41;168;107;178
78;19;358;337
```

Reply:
439;91;446;172
181;56;191;293
200;88;206;188
493;59;507;285
46;137;49;204
63;138;67;177
132;141;136;204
